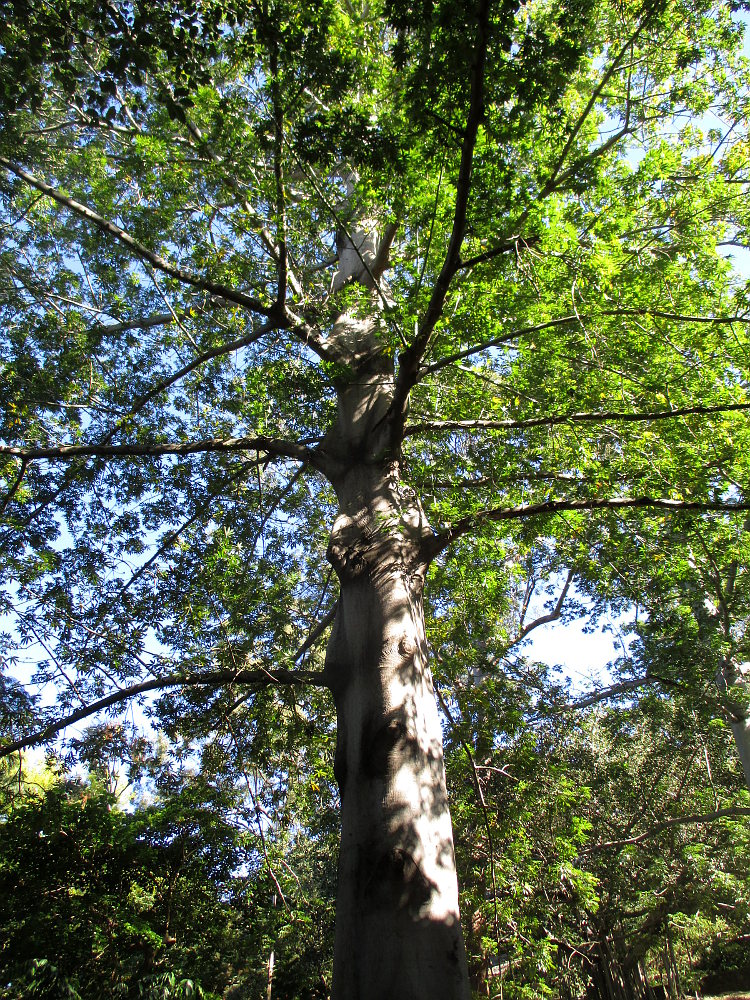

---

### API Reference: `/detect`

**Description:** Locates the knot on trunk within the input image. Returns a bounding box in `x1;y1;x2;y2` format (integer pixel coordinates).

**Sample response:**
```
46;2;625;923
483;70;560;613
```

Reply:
398;635;417;658
327;538;370;579
364;846;435;915
362;712;415;780
326;506;400;582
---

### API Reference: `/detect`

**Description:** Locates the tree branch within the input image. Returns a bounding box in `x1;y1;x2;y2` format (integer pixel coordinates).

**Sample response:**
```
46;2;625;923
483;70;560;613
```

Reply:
93;311;176;334
287;152;402;332
0;663;328;758
418;314;579;376
0;458;28;516
517;568;574;642
0;156;279;319
427;496;750;558
179;104;305;300
566;676;657;711
435;683;501;949
389;0;491;437
102;319;278;443
0;434;320;465
418;310;750;379
116;463;260;598
270;41;288;307
405;400;750;437
539;16;648;197
589;806;750;852
293;604;337;663
458;234;540;271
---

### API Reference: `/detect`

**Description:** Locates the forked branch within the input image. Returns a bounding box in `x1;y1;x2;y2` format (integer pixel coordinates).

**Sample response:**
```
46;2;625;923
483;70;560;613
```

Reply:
0;156;278;319
517;569;575;642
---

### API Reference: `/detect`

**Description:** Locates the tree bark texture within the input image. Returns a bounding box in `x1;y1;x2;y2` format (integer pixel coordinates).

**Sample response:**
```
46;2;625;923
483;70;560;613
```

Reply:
323;464;469;1000
317;207;470;998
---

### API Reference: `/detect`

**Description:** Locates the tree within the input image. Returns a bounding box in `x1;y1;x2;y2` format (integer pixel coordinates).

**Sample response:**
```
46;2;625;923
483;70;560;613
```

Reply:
1;1;750;997
433;615;750;999
566;500;750;790
0;768;251;999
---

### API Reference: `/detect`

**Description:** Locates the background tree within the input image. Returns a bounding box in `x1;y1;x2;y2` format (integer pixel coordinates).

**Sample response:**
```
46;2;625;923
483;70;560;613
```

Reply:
437;647;750;999
0;766;247;999
2;0;750;997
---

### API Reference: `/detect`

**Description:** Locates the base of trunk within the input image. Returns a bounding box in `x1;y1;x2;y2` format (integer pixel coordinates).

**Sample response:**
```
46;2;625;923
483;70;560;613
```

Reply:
326;542;470;1000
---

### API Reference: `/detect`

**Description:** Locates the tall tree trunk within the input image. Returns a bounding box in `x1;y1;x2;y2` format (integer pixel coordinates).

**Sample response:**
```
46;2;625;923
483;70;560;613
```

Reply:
317;195;470;999
322;459;470;1000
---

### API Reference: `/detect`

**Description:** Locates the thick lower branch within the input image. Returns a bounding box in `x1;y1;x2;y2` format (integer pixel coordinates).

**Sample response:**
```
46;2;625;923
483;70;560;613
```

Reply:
0;664;327;758
0;434;320;465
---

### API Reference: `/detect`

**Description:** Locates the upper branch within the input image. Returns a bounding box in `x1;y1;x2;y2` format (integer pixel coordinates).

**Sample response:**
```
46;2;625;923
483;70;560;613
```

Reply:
0;156;280;319
0;458;28;516
179;111;305;300
99;319;278;445
418;310;750;381
270;42;288;308
516;568;574;642
538;14;647;198
458;234;540;272
567;676;658;712
389;0;491;438
426;495;750;559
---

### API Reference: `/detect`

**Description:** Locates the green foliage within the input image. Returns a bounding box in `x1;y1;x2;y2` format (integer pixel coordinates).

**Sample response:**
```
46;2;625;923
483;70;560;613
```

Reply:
0;774;236;998
0;754;339;1000
440;662;750;997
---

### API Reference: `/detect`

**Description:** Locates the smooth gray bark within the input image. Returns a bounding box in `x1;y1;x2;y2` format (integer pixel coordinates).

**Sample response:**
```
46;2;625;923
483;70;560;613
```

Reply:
324;479;469;1000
